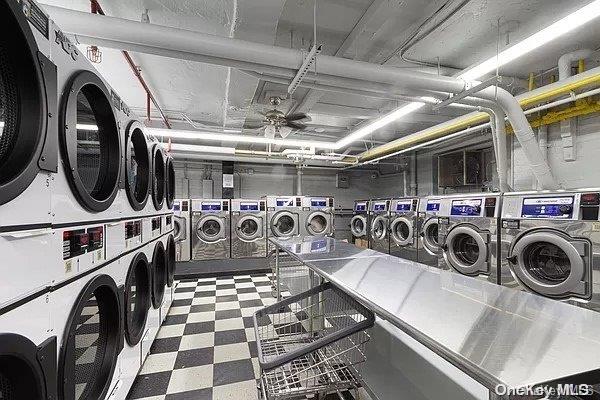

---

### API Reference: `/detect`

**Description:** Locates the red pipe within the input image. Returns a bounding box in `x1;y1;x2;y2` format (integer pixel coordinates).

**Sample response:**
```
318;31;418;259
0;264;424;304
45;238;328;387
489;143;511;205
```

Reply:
90;0;171;129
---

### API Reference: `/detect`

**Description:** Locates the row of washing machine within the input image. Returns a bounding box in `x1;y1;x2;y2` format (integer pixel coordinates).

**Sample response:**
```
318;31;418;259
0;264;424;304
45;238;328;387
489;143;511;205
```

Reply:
173;196;335;261
351;189;600;311
0;2;176;399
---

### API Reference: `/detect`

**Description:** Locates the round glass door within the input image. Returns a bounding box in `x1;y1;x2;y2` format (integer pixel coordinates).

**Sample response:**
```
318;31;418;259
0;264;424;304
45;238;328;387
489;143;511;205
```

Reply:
444;225;488;275
371;216;387;240
307;212;329;235
421;218;440;255
350;215;367;237
237;216;262;241
197;216;224;242
509;230;587;298
272;212;296;237
391;217;413;246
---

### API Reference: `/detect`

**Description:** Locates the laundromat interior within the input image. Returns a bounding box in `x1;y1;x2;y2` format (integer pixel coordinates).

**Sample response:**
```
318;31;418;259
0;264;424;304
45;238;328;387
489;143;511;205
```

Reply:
6;0;600;399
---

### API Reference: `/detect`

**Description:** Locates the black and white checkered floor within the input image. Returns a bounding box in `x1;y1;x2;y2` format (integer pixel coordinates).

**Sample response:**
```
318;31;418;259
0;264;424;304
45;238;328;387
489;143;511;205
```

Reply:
127;273;274;400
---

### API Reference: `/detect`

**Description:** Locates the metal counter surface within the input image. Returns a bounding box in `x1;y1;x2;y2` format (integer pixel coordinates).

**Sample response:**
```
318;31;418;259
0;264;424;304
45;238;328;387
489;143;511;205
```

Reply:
270;236;600;392
271;236;386;261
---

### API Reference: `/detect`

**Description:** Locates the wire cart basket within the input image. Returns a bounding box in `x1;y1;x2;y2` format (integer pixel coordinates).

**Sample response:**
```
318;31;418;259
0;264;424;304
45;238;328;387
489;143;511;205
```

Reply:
268;248;304;298
254;281;375;400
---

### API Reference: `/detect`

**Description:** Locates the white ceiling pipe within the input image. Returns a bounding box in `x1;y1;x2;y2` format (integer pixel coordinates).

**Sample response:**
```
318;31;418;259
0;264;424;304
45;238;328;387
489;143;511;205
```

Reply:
172;152;337;167
42;5;467;94
558;49;593;80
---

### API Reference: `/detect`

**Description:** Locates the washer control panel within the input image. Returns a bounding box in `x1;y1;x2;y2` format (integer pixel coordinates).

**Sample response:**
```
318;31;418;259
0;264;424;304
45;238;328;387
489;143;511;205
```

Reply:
502;192;600;221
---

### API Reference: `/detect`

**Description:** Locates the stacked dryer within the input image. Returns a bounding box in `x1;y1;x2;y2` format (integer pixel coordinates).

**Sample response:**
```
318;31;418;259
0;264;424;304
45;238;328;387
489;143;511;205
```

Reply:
389;197;419;261
368;199;391;254
300;196;335;237
0;2;175;399
231;198;267;258
500;190;600;311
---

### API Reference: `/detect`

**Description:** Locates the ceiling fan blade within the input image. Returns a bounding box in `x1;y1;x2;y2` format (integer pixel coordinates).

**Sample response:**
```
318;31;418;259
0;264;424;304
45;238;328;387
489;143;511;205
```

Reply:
285;113;309;121
243;124;265;130
286;121;307;130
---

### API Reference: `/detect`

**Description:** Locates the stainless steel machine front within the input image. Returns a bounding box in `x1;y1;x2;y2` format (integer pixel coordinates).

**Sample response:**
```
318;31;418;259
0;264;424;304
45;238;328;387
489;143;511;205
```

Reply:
191;199;231;260
300;196;335;237
438;193;501;283
231;199;267;259
265;196;302;253
173;199;190;262
500;189;600;311
350;200;370;243
417;196;443;267
270;236;600;397
389;197;419;262
368;199;391;254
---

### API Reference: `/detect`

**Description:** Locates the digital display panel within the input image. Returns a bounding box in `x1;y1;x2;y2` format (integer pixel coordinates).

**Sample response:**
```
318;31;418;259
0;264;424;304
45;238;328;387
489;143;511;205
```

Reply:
276;198;293;207
311;239;328;252
240;202;259;211
355;202;367;212
450;199;482;216
201;202;222;212
311;199;327;208
426;201;440;212
395;201;412;212
521;197;574;219
373;202;387;211
173;203;180;211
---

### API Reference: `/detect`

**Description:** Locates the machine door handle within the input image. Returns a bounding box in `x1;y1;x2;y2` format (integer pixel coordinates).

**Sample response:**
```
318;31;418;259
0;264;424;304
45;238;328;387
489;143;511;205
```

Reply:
0;228;52;239
506;255;518;264
441;244;448;251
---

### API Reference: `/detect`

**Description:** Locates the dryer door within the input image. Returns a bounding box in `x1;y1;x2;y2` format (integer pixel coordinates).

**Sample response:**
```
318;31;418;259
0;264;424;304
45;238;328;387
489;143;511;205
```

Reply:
165;156;175;209
152;241;167;308
306;211;330;236
421;217;440;255
0;334;57;400
196;216;226;242
508;230;589;298
124;121;150;211
236;215;263;241
370;216;388;240
124;253;150;346
166;234;176;287
350;215;367;237
390;216;413;246
271;211;298;237
0;0;55;205
58;274;122;400
173;216;186;242
151;144;165;210
444;225;488;275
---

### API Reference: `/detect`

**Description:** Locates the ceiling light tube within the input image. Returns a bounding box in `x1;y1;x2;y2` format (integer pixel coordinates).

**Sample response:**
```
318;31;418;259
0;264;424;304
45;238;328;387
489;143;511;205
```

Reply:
166;143;236;154
148;127;338;149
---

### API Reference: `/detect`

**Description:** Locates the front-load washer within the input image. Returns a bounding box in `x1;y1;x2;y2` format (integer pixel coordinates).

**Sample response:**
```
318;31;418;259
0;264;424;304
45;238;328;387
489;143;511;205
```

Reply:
0;292;57;400
350;200;370;245
51;260;124;400
52;21;127;225
173;199;191;262
300;196;335;237
389;197;420;262
417;196;443;267
265;196;302;252
191;199;231;260
438;193;501;283
0;0;58;229
231;198;267;258
500;190;600;310
369;199;391;254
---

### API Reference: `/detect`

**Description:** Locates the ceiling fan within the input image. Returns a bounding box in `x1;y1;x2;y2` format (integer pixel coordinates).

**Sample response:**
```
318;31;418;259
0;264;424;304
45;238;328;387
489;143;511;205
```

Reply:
247;96;311;138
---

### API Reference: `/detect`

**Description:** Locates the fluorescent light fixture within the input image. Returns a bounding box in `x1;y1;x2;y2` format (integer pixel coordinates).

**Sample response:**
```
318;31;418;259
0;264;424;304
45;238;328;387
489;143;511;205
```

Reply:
148;127;338;149
167;143;236;154
76;124;99;131
223;129;242;133
459;0;600;81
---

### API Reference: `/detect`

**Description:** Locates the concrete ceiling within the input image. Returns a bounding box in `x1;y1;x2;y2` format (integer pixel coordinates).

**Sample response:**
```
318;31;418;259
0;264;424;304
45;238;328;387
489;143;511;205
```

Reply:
43;0;600;156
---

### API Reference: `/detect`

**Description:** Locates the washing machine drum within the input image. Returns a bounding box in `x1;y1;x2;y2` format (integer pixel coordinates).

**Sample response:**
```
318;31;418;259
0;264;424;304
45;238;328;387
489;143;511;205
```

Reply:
306;212;330;236
174;216;186;242
391;216;413;246
124;253;151;346
0;0;55;205
508;229;589;298
421;218;440;255
444;224;489;276
196;216;225;243
370;216;388;240
271;211;297;237
125;121;150;211
350;215;367;237
58;274;123;400
236;215;263;241
0;334;57;400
